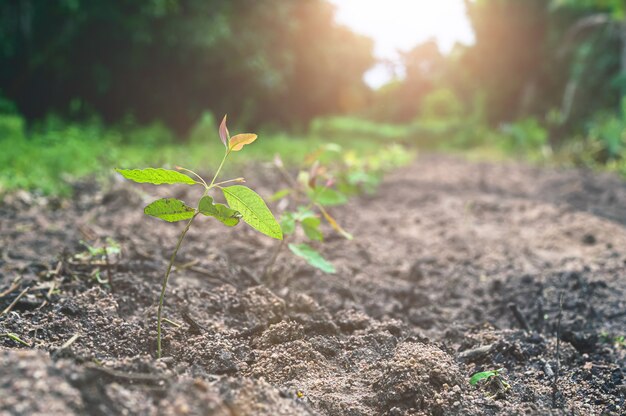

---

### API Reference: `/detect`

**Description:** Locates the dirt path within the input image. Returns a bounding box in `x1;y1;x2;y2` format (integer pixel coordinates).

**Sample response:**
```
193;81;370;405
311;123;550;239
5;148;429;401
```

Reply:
1;155;625;415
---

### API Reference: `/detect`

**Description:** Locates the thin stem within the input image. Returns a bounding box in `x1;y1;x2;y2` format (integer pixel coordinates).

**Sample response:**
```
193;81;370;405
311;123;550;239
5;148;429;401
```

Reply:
162;317;182;328
176;166;209;188
156;214;197;358
208;150;230;189
212;177;245;187
263;237;286;279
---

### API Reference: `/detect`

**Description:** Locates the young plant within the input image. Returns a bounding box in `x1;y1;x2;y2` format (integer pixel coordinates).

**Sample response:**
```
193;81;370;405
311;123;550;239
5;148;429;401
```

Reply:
115;115;282;358
268;143;410;274
269;152;352;275
469;368;511;399
469;369;504;386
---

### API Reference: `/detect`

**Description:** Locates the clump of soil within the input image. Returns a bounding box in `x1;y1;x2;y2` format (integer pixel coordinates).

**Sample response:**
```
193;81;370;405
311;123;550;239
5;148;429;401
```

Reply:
1;155;625;415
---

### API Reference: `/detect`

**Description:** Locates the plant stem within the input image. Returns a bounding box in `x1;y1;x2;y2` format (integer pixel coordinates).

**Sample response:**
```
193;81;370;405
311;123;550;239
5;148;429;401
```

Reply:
263;237;286;279
212;177;245;187
176;166;209;188
156;149;231;358
208;150;230;189
156;214;197;358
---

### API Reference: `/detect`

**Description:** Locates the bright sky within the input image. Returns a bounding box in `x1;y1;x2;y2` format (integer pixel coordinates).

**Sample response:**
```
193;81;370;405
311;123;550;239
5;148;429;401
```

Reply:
329;0;475;88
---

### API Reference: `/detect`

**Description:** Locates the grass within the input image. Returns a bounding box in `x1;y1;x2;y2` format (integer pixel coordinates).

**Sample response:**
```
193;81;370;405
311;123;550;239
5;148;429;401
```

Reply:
0;113;405;198
4;108;624;198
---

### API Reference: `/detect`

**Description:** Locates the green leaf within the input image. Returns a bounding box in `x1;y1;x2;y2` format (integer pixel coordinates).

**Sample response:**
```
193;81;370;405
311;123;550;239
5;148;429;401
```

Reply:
198;196;241;227
288;243;335;274
301;217;323;241
280;213;296;235
144;198;195;222
221;185;283;239
469;369;501;386
115;168;196;185
311;187;348;206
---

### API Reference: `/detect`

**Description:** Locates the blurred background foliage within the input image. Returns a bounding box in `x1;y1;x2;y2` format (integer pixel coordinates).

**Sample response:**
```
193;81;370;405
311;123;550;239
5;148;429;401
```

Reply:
1;0;626;196
0;0;373;130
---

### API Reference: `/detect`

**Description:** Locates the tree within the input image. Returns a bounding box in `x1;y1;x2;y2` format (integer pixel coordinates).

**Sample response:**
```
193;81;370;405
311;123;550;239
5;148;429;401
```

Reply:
0;0;374;132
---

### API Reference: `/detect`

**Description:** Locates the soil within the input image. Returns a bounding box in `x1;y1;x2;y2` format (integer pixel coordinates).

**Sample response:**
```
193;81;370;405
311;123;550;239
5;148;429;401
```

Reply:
1;154;625;415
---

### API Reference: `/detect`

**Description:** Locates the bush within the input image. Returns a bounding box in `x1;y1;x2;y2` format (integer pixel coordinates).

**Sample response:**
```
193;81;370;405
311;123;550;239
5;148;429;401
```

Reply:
499;118;549;158
586;98;626;163
420;88;464;120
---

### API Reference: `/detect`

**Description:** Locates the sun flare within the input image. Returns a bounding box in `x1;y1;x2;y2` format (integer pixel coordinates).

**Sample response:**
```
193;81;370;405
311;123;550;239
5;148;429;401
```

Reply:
329;0;474;86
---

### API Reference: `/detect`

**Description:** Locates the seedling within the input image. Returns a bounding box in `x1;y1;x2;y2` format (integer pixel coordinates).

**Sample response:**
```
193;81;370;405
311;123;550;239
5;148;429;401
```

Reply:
269;152;353;274
116;115;282;358
268;143;410;274
469;368;503;386
74;239;121;289
469;368;510;399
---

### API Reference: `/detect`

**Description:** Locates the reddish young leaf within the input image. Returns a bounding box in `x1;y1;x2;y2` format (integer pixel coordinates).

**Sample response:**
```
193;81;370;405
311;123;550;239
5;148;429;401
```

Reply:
219;115;230;148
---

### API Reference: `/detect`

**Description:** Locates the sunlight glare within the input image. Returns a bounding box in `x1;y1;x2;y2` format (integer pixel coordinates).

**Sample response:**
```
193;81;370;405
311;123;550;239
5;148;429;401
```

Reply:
329;0;474;87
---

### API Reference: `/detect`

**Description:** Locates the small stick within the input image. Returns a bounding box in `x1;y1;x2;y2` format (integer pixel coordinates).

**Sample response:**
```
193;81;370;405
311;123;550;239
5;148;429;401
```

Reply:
37;281;56;310
0;279;21;298
174;259;199;270
162;318;182;328
46;260;63;277
508;302;531;331
51;333;80;359
552;292;564;408
1;287;30;316
60;333;80;350
458;344;494;361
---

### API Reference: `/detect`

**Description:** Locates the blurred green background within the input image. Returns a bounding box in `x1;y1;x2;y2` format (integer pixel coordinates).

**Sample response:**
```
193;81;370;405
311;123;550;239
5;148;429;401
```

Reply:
1;0;626;196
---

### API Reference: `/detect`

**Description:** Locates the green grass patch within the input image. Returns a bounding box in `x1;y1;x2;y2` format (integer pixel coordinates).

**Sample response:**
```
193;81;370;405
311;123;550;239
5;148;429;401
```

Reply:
0;114;406;197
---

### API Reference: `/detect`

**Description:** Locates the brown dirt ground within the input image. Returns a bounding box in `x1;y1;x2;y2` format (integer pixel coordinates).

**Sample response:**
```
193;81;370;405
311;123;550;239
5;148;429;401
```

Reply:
1;154;625;415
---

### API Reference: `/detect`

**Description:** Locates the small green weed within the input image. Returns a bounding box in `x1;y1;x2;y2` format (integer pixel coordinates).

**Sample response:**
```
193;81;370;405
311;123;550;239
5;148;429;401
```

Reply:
469;368;511;399
268;143;411;274
116;116;282;358
270;149;354;274
599;331;626;348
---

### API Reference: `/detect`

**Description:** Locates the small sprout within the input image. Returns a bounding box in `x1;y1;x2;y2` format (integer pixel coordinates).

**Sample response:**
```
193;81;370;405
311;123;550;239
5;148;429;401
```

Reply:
116;115;281;359
76;238;121;260
469;368;511;399
269;147;353;274
469;369;502;386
